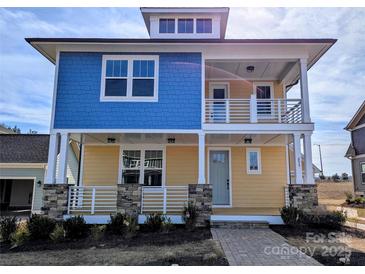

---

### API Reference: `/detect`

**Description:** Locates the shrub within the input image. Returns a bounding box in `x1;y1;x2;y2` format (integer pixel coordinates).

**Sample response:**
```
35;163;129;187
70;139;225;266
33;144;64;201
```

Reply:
0;216;17;243
63;216;89;239
345;192;354;204
354;197;365;204
332;173;340;182
125;215;138;234
144;213;166;232
90;225;106;241
28;214;56;240
183;201;198;229
10;222;29;246
107;213;127;235
304;211;346;228
280;206;305;226
50;224;65;243
162;217;174;233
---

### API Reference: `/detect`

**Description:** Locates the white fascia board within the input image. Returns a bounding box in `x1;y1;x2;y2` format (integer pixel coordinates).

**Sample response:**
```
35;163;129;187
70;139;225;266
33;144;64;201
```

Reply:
202;123;314;132
141;8;228;13
51;129;202;134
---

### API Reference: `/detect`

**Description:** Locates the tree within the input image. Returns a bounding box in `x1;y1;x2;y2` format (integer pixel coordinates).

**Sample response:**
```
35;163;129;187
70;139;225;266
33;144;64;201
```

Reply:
341;173;349;181
331;173;340;182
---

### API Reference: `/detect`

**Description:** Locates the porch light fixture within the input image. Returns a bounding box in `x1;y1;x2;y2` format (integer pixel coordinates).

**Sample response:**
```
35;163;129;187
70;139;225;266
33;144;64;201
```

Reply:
244;137;252;144
246;65;255;73
107;137;116;143
167;137;175;144
37;180;42;186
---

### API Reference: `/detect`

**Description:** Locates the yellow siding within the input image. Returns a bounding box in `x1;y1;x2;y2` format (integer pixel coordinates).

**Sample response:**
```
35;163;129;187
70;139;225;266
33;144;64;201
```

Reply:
82;145;119;186
166;146;198;185
230;146;287;209
205;80;285;99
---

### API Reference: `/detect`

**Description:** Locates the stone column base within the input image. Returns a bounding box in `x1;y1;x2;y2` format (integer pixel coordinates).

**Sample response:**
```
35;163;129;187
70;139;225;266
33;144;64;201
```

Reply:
288;184;318;214
188;184;212;227
117;184;142;217
42;184;68;220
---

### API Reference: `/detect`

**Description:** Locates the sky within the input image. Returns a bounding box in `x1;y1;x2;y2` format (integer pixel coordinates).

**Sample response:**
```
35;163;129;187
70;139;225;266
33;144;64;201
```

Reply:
0;7;364;176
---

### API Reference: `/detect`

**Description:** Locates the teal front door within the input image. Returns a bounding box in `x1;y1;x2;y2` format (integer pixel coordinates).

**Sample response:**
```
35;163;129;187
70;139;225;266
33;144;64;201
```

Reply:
209;150;230;205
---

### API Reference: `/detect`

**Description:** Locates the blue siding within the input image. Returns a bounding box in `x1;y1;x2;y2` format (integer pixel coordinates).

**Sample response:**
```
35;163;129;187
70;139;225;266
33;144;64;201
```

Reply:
54;52;202;129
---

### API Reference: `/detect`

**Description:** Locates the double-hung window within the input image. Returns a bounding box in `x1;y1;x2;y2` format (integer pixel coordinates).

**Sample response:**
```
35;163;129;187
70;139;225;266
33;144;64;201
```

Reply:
361;163;365;184
101;55;158;101
178;18;193;33
246;148;261;174
159;18;175;33
196;19;212;33
121;148;164;186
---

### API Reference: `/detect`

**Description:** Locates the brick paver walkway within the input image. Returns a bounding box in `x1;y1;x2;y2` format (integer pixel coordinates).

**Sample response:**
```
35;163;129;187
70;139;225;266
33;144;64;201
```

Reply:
211;228;321;266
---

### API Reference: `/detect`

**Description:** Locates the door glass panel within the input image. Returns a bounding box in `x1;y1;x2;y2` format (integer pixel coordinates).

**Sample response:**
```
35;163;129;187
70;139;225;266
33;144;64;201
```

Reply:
144;150;163;186
256;85;272;115
212;88;226;122
122;150;141;184
249;152;259;171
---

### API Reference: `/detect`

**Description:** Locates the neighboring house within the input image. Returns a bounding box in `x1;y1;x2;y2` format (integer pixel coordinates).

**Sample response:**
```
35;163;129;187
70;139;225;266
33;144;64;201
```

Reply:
0;125;16;134
345;101;365;195
0;134;79;214
26;7;336;224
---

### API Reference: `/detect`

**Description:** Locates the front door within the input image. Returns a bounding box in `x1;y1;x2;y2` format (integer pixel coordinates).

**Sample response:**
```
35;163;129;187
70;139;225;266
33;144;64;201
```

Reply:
209;150;230;205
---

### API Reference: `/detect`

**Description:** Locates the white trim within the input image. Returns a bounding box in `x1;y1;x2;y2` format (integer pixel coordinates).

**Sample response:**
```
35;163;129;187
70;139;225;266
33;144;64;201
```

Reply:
299;58;311;123
349;123;365;131
210;215;284;225
0;176;36;213
50;50;60;130
0;163;47;169
138;214;184;224
285;144;290;185
208;147;232;208
64;214;111;224
360;162;365;185
253;81;275;120
201;54;205;127
100;55;159;102
79;141;85;186
352;154;365;159
120;144;166;186
198;132;206;184
246;148;262;175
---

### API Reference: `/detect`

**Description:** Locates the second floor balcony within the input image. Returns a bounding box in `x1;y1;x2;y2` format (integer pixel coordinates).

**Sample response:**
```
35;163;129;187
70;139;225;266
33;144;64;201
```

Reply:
204;96;302;124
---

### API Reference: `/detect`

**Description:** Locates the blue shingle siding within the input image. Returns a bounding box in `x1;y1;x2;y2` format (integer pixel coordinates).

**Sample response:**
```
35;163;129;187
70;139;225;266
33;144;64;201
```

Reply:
54;52;202;129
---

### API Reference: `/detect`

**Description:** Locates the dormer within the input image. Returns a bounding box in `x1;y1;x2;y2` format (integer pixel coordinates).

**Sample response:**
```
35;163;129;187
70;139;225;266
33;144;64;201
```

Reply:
140;7;229;39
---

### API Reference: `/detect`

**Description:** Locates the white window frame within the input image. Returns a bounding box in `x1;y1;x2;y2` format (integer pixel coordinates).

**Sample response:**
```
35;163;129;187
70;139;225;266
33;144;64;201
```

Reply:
100;55;159;102
246;148;262;175
118;145;166;186
253;82;274;119
361;162;365;184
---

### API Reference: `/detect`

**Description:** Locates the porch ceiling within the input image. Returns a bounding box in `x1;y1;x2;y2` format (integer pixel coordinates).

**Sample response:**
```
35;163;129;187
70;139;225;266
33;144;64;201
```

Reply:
71;133;289;145
205;59;297;81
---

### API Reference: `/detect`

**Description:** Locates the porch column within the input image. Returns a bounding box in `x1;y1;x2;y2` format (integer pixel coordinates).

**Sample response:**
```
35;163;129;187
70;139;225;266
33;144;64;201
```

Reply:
303;132;315;184
45;133;59;184
250;94;257;123
56;132;69;184
299;58;311;123
293;133;303;184
198;132;206;184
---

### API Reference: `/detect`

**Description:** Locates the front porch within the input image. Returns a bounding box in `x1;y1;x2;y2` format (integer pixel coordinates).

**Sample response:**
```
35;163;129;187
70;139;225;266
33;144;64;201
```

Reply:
43;131;317;224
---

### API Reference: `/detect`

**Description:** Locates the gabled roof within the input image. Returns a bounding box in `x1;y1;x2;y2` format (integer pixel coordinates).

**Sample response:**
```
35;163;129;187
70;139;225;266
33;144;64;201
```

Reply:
345;100;365;130
0;134;49;163
344;144;356;159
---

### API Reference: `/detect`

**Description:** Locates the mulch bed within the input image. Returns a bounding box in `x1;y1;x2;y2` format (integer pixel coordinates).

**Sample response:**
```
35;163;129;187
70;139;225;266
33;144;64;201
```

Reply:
271;225;365;266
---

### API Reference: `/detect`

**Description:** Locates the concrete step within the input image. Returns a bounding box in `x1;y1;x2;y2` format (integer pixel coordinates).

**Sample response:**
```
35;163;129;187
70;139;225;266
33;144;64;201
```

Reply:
210;220;269;229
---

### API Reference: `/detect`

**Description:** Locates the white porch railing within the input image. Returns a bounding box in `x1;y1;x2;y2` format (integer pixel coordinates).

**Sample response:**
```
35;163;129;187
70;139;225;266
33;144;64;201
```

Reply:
67;186;117;215
205;98;302;124
141;186;189;214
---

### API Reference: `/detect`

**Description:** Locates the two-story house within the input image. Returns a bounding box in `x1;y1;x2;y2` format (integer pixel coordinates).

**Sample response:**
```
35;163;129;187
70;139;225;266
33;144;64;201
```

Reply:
345;101;365;196
26;7;336;225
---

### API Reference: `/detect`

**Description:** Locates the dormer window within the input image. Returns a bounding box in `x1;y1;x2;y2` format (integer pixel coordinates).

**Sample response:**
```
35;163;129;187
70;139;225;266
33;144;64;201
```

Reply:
159;18;175;33
196;19;212;33
178;19;193;33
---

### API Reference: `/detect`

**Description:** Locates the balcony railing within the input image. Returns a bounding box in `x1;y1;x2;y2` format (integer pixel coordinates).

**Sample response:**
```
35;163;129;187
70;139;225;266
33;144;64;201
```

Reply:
67;186;117;215
141;186;189;214
204;97;302;124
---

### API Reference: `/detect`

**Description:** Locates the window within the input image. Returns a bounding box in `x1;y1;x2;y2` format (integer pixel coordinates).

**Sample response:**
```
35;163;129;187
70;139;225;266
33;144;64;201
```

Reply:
101;55;158;101
196;19;212;33
121;148;164;186
246;148;261;174
361;163;365;184
178;19;193;33
159;18;175;33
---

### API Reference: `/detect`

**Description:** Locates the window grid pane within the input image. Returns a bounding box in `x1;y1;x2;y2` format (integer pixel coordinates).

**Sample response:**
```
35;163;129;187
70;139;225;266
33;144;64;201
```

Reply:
159;19;175;33
133;60;155;77
249;152;258;170
106;60;128;77
105;79;127;96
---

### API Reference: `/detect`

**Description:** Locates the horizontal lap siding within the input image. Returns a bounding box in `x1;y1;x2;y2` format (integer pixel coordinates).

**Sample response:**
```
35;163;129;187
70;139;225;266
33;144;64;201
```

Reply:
166;146;198;185
82;146;119;186
231;146;287;208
